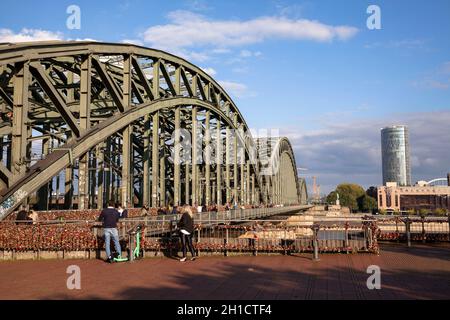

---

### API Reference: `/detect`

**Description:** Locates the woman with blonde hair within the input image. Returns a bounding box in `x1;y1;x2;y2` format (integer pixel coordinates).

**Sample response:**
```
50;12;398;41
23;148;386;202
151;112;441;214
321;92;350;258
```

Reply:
177;206;196;262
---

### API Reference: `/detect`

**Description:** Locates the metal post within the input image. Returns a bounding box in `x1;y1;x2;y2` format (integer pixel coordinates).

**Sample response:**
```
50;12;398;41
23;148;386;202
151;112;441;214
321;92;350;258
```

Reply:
192;107;198;206
216;120;222;205
312;224;320;261
129;232;135;262
405;218;411;247
421;216;426;244
143;114;150;206
205;110;211;205
224;227;229;257
174;107;181;206
151;112;159;207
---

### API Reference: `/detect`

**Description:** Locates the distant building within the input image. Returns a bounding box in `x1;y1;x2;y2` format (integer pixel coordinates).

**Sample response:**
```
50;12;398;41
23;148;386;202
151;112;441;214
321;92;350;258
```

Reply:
378;175;450;212
381;125;411;186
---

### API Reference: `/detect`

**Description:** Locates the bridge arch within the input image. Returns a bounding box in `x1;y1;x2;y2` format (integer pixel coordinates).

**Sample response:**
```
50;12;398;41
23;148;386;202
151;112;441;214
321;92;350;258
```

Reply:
0;41;307;219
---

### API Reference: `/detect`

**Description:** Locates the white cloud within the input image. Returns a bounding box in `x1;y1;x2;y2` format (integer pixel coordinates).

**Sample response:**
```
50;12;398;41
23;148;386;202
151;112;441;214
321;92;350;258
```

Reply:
412;61;450;90
283;110;450;194
122;39;144;46
218;80;250;98
142;10;358;52
0;28;63;43
239;50;262;58
201;67;216;76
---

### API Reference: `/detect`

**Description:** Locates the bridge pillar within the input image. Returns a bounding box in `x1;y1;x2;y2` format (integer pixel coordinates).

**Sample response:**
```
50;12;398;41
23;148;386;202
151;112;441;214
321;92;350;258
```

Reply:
216;120;222;205
159;121;166;207
151;112;159;207
174;107;181;206
122;125;132;207
246;160;250;205
37;124;50;210
225;125;231;204
78;55;91;209
191;107;198;206
251;173;255;205
143;114;150;206
11;61;29;183
233;115;238;206
205;110;211;206
96;143;104;209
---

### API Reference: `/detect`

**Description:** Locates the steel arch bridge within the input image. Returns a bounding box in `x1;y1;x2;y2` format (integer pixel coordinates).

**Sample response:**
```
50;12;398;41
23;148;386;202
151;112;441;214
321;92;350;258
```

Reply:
0;41;307;220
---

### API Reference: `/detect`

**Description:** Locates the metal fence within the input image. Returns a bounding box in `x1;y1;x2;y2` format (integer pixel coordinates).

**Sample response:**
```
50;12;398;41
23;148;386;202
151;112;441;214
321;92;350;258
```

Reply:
1;212;449;261
140;218;379;260
373;216;450;245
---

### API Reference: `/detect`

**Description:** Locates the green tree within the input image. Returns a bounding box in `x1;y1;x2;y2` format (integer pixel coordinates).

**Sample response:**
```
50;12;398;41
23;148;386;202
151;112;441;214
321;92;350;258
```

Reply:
358;194;378;213
327;183;365;212
434;208;448;216
326;191;337;204
366;186;378;199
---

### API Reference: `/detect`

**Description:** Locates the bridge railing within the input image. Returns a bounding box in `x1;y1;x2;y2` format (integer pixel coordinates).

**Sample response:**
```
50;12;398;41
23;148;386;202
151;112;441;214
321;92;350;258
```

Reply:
1;214;448;260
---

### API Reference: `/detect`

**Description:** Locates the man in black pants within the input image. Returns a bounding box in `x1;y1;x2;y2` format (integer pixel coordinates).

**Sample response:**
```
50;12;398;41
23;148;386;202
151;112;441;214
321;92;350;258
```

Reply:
177;206;196;262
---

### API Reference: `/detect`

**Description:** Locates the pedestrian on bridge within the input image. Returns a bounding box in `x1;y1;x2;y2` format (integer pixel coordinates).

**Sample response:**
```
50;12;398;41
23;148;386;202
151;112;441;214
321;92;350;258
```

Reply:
177;206;196;262
99;200;122;263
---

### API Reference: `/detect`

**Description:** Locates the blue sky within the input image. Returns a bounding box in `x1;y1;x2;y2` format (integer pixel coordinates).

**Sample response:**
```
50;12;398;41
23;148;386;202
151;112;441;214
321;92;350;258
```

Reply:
1;0;449;194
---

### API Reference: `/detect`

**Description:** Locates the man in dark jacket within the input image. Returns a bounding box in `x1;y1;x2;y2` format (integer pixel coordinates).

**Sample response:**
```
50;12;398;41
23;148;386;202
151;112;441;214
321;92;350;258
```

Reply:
99;200;121;262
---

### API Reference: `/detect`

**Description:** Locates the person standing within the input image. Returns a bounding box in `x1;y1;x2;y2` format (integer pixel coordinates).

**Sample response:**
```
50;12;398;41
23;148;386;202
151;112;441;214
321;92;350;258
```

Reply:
28;209;39;225
177;206;196;262
99;200;122;263
116;203;128;219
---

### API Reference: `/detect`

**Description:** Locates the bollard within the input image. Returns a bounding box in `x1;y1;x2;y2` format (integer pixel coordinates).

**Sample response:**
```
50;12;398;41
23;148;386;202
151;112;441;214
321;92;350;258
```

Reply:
344;222;349;253
312;224;320;261
129;232;135;262
197;228;201;257
448;215;450;241
405;218;411;247
421;216;426;244
224;227;229;257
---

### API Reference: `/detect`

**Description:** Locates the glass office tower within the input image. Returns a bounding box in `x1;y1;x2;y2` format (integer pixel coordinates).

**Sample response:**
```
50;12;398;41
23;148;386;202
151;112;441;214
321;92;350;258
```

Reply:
381;125;411;186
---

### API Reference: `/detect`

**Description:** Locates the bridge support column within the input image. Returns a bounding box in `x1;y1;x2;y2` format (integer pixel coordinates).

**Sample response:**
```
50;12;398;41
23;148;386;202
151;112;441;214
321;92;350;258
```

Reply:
233;115;238;206
246;160;250;205
37;124;50;210
151;112;159;208
11;61;29;183
89;152;97;208
205;110;211;206
143;114;150;206
216;120;222;205
78;55;91;209
225;125;231;204
122;125;131;207
96;143;104;209
174;107;181;206
251;173;255;205
160;123;166;207
185;162;190;206
191;107;198;206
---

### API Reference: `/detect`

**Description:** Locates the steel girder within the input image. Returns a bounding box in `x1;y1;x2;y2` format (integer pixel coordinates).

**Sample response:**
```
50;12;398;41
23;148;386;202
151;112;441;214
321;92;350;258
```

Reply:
0;41;307;219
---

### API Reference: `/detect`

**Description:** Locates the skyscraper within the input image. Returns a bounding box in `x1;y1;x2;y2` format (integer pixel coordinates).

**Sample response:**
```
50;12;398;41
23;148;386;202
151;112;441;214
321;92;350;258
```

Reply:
381;125;411;186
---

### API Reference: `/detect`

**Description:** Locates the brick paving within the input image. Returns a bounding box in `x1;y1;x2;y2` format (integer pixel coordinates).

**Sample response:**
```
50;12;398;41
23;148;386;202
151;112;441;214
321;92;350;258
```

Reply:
0;243;448;300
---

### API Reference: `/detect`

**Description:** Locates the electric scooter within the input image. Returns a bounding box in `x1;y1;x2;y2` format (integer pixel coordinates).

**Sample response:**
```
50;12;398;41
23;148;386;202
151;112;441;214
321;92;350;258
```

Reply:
112;224;144;262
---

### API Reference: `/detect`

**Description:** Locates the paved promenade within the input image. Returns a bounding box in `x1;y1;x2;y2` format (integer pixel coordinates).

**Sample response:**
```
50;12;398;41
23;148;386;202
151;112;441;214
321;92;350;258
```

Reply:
0;243;448;300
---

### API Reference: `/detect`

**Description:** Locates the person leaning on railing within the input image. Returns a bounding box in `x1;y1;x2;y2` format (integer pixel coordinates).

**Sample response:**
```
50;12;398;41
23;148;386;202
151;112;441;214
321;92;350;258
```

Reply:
177;206;196;262
98;200;122;263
